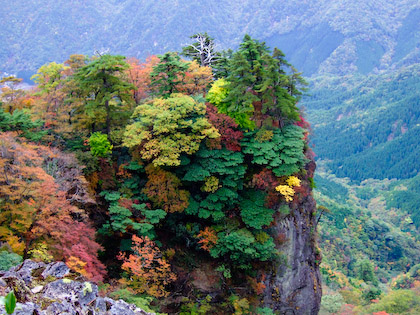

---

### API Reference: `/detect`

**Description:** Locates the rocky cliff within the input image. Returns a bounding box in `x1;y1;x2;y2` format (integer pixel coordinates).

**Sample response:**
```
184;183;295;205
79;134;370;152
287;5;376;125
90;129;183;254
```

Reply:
263;160;322;314
0;260;152;315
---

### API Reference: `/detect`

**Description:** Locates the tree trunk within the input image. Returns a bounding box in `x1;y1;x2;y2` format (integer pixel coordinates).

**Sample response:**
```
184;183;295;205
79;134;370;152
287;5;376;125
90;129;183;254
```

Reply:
105;99;110;136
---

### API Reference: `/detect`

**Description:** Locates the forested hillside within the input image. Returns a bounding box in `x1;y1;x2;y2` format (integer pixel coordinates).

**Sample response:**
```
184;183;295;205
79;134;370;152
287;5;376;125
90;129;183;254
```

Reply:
1;0;420;79
303;64;420;181
3;1;420;313
0;36;322;314
301;65;420;313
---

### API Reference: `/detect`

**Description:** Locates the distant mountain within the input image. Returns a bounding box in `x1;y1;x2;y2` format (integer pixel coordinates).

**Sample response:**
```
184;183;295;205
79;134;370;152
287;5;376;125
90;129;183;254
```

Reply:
1;0;420;79
302;64;420;182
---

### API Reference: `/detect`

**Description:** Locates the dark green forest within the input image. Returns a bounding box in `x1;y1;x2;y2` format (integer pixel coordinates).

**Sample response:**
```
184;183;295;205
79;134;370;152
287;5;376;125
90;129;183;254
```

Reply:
303;65;420;181
303;66;420;313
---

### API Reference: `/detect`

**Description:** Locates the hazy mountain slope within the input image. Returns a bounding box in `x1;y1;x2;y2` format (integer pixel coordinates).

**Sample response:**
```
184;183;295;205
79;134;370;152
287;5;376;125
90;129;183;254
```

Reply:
302;64;420;182
1;0;420;79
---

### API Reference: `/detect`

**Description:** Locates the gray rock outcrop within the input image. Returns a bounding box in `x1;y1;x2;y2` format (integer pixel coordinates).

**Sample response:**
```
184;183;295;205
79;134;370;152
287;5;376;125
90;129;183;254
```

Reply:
262;160;322;314
0;260;153;315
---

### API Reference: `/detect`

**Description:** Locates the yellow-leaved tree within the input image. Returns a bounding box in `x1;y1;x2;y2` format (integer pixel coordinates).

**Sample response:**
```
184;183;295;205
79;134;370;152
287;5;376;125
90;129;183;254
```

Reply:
123;93;219;166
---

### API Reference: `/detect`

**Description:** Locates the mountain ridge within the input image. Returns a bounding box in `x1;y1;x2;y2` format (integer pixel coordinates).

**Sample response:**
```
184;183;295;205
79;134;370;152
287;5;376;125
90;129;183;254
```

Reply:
1;0;420;79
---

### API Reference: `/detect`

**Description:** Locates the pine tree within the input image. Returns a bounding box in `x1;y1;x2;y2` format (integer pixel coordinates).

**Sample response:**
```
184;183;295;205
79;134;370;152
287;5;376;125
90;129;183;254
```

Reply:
72;54;134;135
150;52;190;98
224;35;302;127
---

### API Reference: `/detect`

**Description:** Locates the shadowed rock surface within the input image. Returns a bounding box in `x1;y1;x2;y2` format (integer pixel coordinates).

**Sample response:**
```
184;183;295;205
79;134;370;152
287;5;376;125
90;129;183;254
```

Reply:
262;160;322;314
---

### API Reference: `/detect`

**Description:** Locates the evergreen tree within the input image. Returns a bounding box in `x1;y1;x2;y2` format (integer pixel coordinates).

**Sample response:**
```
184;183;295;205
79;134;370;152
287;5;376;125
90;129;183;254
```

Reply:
150;52;190;98
212;49;233;79
224;35;301;127
72;54;134;136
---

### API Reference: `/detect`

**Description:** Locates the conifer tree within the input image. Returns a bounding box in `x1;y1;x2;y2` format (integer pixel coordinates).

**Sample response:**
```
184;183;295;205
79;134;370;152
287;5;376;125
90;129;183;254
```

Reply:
150;52;189;98
224;35;301;127
72;54;134;136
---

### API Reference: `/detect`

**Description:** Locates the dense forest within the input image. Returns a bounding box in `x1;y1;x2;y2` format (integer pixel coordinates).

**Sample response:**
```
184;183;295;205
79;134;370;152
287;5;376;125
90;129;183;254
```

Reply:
0;35;319;314
303;65;420;182
301;67;420;313
3;2;420;314
1;1;420;78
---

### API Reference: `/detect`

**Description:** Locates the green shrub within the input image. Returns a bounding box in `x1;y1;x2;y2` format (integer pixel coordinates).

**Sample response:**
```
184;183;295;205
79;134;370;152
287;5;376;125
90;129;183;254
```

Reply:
0;251;22;271
89;132;113;157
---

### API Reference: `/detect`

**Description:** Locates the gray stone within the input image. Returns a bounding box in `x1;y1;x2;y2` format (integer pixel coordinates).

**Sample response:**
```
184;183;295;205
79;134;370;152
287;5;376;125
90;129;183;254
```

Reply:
0;260;154;314
8;260;46;284
262;161;322;315
94;297;108;313
2;273;33;302
41;261;70;280
106;298;139;315
10;302;41;315
45;301;78;315
31;285;44;294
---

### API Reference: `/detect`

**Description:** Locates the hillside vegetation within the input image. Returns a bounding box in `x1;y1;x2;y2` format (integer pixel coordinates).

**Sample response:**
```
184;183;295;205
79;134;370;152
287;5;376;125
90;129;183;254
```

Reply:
0;35;320;314
302;64;420;313
1;0;420;78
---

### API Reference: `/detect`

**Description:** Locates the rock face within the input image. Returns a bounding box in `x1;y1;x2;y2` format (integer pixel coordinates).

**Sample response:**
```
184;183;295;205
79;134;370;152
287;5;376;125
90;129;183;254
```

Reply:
262;160;322;314
0;260;153;315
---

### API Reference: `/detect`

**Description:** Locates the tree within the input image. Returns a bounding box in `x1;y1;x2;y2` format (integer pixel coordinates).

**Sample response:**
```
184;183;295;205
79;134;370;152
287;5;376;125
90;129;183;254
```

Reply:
30;62;70;139
0;133;105;281
181;32;219;67
205;104;243;151
150;52;189;98
118;235;176;297
0;104;43;138
177;60;213;95
212;49;233;79
224;35;301;127
125;56;160;104
123;93;219;167
31;62;69;113
143;164;190;213
0;76;25;112
206;78;255;130
72;54;134;135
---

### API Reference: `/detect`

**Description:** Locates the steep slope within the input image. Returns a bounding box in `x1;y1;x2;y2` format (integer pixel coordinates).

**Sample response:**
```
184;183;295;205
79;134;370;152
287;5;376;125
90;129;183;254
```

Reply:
302;64;420;182
263;160;321;314
1;0;420;78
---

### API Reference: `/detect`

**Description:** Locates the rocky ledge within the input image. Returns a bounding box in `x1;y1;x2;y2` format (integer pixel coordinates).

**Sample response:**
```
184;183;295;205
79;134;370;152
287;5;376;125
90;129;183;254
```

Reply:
0;260;153;315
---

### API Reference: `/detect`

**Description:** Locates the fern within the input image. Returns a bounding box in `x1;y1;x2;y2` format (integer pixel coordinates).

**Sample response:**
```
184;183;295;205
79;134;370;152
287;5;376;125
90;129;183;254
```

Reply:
210;228;277;269
240;190;274;229
242;125;307;176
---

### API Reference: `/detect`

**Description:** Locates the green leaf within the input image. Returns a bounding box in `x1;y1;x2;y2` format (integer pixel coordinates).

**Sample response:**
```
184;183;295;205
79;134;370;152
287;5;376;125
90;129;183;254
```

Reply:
100;191;121;202
5;291;16;314
242;125;307;177
132;203;166;224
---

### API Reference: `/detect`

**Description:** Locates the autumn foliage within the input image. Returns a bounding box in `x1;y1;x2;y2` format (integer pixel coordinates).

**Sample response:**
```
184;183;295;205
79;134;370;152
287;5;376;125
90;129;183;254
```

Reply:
0;132;105;281
197;227;218;251
118;235;176;298
205;104;243;151
3;34;313;313
143;164;189;213
126;56;160;104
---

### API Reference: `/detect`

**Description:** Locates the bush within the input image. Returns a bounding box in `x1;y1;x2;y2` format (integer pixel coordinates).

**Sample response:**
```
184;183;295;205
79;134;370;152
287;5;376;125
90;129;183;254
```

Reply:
0;250;23;271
